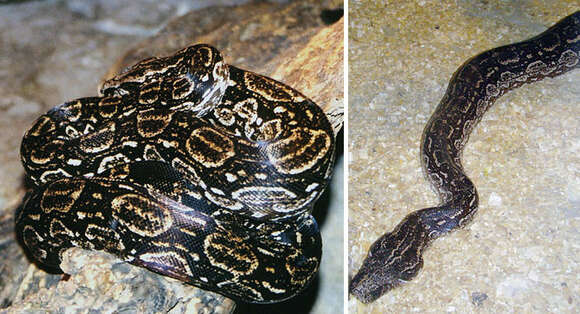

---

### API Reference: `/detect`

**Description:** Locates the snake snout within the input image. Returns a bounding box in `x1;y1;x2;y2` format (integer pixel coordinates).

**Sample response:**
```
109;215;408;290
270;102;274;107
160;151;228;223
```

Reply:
349;261;402;303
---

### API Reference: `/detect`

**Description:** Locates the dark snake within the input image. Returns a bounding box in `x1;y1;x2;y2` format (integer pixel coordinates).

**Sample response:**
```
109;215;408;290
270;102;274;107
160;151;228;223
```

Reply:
350;11;580;303
16;44;335;304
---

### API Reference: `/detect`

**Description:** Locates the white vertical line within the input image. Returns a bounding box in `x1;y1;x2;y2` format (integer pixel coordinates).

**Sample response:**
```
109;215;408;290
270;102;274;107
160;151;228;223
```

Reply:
342;0;350;312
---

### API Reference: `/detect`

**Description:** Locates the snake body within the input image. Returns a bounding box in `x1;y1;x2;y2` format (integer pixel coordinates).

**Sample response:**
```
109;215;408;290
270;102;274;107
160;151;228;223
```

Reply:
350;11;580;303
16;45;335;303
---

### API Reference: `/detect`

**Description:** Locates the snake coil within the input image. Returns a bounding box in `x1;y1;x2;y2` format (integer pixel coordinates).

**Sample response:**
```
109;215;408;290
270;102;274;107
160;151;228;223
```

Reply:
17;44;335;304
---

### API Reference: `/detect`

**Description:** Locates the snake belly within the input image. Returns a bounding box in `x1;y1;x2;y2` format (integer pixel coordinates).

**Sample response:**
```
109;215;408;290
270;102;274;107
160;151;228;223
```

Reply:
16;44;335;304
350;11;580;303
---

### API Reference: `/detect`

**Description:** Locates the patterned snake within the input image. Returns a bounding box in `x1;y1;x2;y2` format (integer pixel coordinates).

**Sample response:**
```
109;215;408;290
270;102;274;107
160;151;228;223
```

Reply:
16;44;335;303
350;11;580;303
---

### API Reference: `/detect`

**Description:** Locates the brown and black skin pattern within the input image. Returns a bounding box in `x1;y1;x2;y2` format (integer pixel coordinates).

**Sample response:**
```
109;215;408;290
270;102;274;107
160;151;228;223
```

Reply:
16;44;335;304
350;11;580;303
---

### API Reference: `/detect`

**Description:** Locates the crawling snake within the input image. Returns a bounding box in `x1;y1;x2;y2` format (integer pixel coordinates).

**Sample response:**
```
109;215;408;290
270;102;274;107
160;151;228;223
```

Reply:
16;44;335;303
350;11;580;303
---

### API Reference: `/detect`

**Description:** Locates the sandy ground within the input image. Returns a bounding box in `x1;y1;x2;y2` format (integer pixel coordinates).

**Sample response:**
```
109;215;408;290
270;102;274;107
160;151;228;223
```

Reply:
348;1;579;313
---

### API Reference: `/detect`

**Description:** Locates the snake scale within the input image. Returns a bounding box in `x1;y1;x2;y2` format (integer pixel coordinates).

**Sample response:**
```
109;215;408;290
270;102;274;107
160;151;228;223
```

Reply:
350;11;580;303
16;44;335;303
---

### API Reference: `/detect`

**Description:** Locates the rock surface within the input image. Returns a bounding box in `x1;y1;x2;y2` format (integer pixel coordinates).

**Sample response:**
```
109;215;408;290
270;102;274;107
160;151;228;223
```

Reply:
0;0;343;313
6;248;235;313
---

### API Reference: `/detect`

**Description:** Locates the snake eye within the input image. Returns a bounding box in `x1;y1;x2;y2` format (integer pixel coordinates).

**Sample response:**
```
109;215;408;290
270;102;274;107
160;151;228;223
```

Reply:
398;258;423;281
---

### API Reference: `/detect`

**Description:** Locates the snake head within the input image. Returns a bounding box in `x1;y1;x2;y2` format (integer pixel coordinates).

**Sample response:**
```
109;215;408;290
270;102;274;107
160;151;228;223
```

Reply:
99;44;230;117
349;213;427;303
175;44;230;116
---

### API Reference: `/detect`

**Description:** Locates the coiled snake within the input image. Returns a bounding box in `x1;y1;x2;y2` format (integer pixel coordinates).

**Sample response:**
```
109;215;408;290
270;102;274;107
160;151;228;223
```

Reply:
350;11;580;303
16;44;335;303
